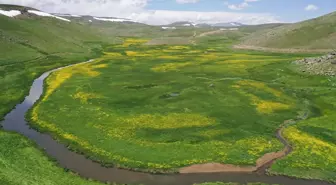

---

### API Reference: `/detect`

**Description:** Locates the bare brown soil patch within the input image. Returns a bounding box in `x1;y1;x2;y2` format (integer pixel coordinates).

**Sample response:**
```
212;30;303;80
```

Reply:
179;120;294;174
180;163;256;173
179;148;289;174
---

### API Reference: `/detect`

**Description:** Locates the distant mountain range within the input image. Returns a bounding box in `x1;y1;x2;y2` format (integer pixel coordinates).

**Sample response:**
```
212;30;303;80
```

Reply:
166;21;245;28
52;15;246;28
212;22;245;27
0;5;246;27
52;13;141;24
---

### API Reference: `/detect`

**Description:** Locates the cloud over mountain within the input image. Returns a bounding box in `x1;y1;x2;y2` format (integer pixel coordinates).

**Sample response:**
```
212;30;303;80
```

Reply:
0;0;280;25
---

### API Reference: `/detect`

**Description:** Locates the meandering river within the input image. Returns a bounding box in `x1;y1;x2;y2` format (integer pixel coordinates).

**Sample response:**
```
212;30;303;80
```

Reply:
1;60;332;185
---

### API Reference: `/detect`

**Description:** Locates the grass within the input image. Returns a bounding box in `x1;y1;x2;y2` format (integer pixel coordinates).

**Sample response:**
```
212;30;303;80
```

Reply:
29;37;326;175
240;11;336;50
245;59;336;182
0;12;117;121
1;5;335;183
0;131;104;185
0;7;117;185
270;92;336;182
0;8;230;184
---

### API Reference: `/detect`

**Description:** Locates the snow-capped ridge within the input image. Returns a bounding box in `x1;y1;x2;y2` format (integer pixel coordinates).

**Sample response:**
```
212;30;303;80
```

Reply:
0;10;21;17
93;17;126;22
28;10;71;22
53;13;81;18
161;26;176;30
212;22;244;27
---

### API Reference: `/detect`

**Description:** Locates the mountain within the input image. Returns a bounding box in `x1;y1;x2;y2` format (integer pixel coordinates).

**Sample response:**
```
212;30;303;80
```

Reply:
165;21;245;28
212;22;245;27
167;21;196;27
0;4;120;119
194;23;212;28
53;13;142;24
0;5;141;25
239;11;336;50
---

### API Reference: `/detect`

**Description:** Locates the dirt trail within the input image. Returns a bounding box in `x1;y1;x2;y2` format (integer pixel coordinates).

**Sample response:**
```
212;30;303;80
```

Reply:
234;45;333;53
179;119;296;174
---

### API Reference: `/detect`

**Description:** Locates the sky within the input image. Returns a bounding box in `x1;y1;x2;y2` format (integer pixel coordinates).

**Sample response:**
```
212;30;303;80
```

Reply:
0;0;335;25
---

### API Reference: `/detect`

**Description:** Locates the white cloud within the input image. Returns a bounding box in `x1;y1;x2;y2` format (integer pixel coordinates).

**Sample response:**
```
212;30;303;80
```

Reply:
305;4;318;11
176;0;199;4
0;0;279;25
227;0;259;10
228;2;249;10
128;10;280;25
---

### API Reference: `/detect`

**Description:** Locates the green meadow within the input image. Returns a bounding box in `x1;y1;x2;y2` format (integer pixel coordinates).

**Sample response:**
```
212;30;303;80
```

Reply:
28;36;335;182
0;131;103;185
1;4;335;183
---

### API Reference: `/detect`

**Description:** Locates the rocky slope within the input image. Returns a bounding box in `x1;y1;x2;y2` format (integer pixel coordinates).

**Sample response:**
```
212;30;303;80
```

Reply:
294;52;336;76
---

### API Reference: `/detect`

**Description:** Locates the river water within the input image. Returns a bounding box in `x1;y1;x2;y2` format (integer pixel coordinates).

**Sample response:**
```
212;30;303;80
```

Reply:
1;61;332;185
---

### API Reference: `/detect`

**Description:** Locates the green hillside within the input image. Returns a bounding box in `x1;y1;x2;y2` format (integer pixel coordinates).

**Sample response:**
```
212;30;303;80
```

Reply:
0;5;119;119
239;11;336;50
0;4;117;185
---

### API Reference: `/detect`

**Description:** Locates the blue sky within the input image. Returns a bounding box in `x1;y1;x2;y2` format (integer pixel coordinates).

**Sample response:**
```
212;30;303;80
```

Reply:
146;0;336;23
1;0;335;25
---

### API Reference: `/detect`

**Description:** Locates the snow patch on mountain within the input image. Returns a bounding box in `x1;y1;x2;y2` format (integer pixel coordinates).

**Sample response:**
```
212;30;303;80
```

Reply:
0;10;21;17
93;17;127;22
53;13;81;17
161;26;176;30
28;10;71;22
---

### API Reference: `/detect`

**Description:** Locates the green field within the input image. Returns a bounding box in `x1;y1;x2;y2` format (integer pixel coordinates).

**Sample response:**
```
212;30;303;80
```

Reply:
28;36;335;182
0;131;104;185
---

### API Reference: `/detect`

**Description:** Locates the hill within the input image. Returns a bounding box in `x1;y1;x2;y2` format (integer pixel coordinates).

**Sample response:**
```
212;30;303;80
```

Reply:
238;11;336;51
212;22;245;27
0;4;121;185
167;21;196;27
238;23;288;33
0;4;121;119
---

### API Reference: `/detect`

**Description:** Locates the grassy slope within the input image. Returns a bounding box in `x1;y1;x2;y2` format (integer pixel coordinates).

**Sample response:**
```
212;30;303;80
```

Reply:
0;8;116;120
239;11;336;49
0;5;113;185
0;131;103;185
238;23;287;34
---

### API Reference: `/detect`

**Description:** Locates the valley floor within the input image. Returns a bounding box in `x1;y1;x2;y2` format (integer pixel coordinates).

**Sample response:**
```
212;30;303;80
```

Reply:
27;36;336;182
1;4;335;185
